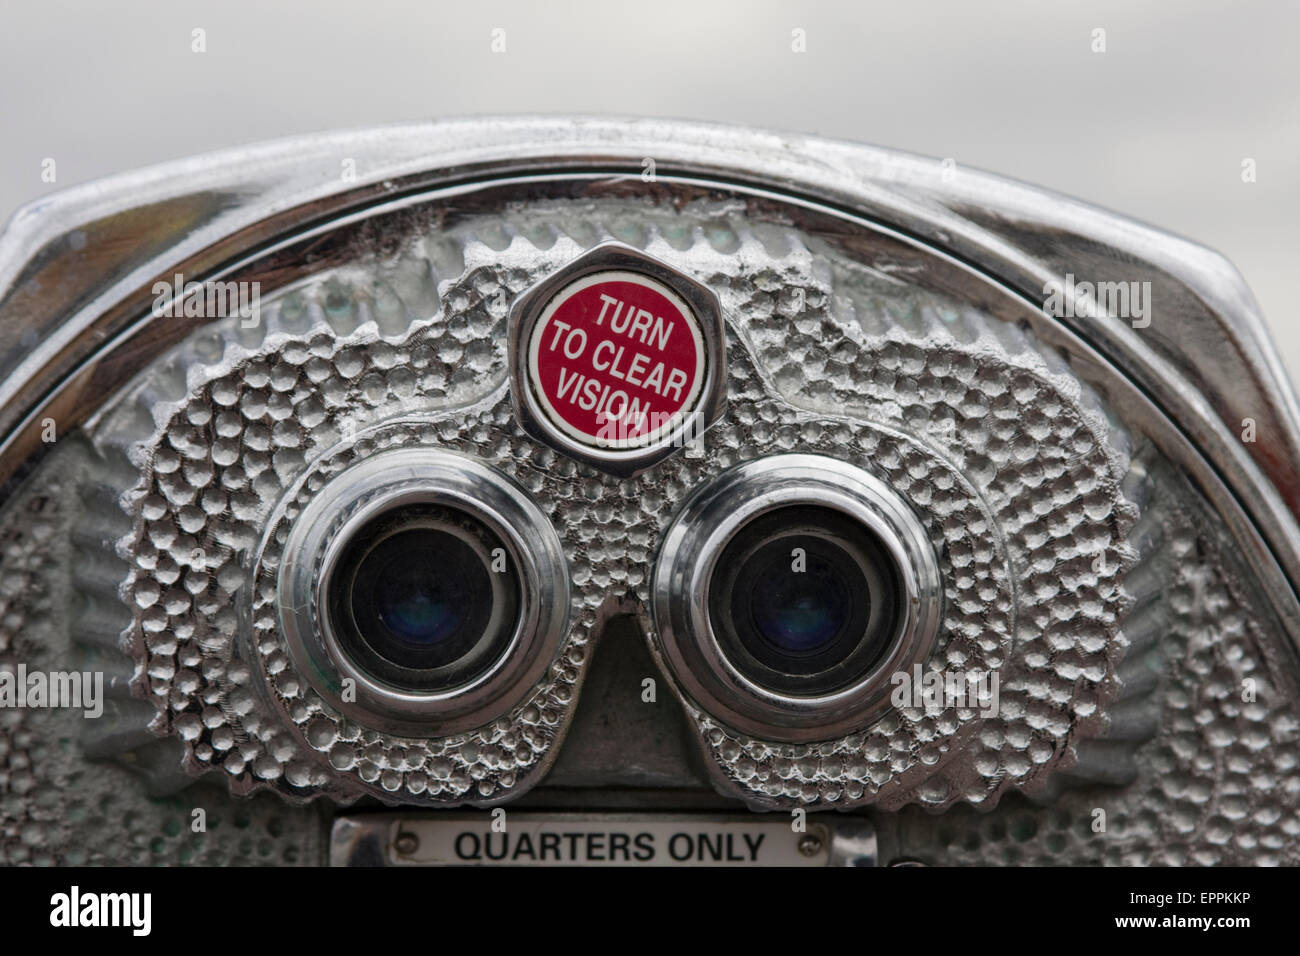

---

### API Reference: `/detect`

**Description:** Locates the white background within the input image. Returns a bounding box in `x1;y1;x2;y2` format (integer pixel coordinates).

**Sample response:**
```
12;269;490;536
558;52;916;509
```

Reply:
2;0;1295;375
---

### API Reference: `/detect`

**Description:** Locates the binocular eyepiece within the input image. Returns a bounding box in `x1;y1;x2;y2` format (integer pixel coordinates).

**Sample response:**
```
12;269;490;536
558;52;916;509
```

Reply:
277;448;941;744
276;448;570;739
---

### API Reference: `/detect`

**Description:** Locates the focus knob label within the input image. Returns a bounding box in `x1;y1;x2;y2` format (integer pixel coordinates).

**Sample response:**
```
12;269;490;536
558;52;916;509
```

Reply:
527;270;705;449
509;242;727;477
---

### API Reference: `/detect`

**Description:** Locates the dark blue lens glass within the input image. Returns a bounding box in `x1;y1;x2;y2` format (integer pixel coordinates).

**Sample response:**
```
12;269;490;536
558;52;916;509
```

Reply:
373;549;469;647
749;555;849;654
336;514;513;686
710;506;897;696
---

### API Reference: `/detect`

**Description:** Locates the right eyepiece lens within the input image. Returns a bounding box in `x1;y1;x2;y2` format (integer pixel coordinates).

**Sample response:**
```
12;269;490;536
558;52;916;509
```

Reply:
368;536;472;647
653;454;942;740
709;505;901;697
748;544;853;654
328;504;521;694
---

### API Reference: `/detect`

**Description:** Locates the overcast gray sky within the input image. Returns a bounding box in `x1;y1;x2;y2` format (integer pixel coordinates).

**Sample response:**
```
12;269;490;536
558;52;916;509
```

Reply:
2;0;1296;374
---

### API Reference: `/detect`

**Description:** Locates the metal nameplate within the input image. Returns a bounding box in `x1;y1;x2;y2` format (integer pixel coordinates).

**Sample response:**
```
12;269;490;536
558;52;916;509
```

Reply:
330;812;876;867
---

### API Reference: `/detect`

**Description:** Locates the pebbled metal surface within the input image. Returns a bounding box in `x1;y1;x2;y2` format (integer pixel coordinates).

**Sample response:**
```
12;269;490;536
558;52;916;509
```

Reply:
695;246;1141;810
0;443;329;864
85;195;1138;810
891;451;1300;865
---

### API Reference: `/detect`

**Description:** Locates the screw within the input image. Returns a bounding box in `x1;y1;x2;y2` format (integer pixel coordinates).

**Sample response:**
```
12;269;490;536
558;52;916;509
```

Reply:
394;831;419;856
798;834;823;857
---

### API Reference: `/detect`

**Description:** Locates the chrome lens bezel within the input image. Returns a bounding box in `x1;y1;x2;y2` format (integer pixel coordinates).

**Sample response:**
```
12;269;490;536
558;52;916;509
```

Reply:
277;447;570;738
651;454;943;742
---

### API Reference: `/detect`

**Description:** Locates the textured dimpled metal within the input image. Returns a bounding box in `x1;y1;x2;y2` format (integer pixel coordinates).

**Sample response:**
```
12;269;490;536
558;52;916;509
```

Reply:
92;197;1137;811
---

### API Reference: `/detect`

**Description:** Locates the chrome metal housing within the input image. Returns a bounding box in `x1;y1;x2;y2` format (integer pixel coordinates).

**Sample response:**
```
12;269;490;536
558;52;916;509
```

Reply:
2;119;1300;862
1;119;1295;652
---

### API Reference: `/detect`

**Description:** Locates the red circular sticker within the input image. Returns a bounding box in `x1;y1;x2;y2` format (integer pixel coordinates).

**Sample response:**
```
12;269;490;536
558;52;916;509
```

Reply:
527;270;705;448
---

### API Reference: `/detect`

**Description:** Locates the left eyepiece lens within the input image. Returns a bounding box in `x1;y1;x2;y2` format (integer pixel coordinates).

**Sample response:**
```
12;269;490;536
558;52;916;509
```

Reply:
276;448;569;737
329;504;520;692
